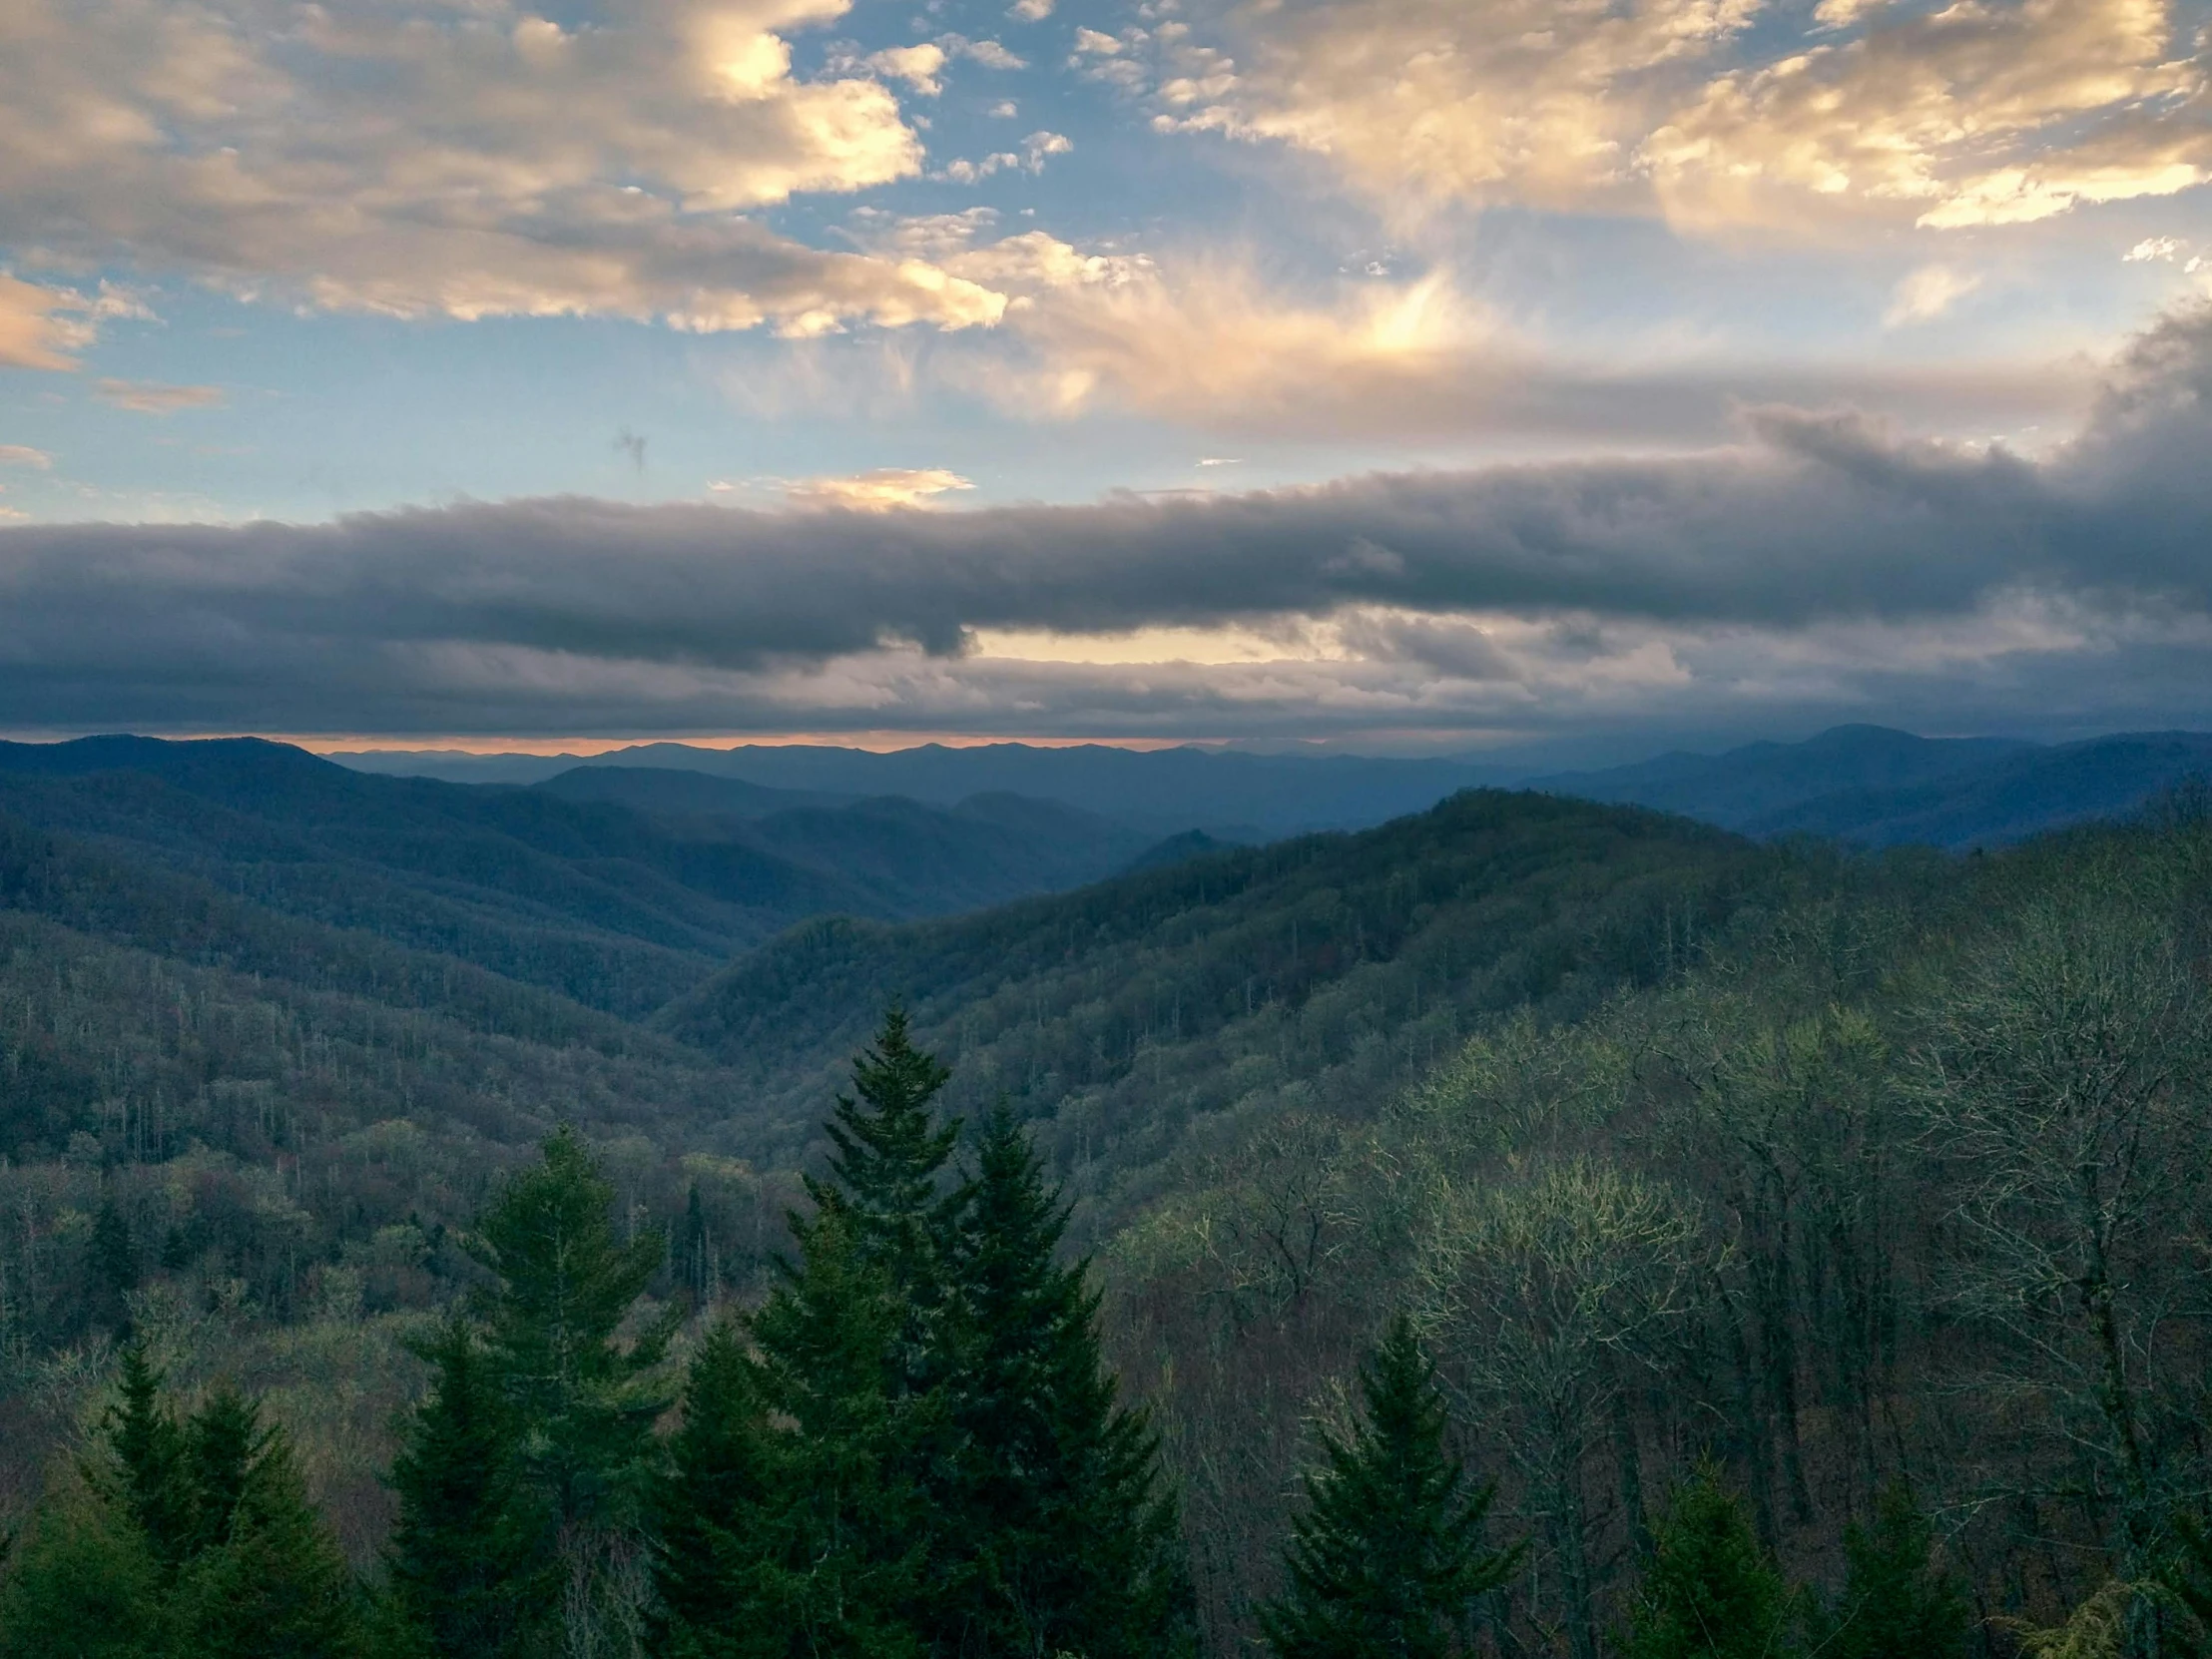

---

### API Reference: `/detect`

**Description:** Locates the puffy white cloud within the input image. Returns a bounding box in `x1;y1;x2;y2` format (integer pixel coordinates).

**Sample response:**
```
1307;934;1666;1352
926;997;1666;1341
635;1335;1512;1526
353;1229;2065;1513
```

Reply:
1645;0;2206;233
0;275;150;371
1135;0;2209;237
0;444;51;469
0;0;1011;335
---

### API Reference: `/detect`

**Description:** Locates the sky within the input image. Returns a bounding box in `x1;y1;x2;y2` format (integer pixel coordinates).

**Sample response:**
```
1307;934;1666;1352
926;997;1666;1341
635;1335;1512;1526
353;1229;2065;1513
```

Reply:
3;0;2212;757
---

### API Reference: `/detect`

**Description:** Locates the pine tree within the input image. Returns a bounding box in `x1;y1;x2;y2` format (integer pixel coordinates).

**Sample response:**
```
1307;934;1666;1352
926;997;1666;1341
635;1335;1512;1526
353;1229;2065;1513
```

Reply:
385;1318;550;1659
807;1006;960;1301
653;1211;929;1659
89;1199;138;1332
2162;1510;2212;1658
169;1405;361;1659
1259;1315;1515;1659
1813;1485;1968;1659
468;1125;671;1532
651;1319;783;1659
941;1107;1192;1659
1626;1468;1797;1659
99;1343;195;1579
0;1483;163;1659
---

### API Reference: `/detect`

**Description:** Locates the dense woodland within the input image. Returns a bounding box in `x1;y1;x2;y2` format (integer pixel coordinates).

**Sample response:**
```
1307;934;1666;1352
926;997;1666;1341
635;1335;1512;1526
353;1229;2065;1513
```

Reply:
4;739;2212;1654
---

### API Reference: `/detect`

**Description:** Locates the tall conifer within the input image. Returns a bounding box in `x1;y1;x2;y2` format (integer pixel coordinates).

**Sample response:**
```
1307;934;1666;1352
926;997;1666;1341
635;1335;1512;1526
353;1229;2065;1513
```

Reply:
1260;1316;1514;1659
169;1402;359;1659
807;1006;961;1302
941;1107;1192;1659
1626;1469;1797;1659
101;1343;194;1578
1813;1485;1967;1659
385;1318;549;1659
653;1211;929;1659
468;1125;671;1532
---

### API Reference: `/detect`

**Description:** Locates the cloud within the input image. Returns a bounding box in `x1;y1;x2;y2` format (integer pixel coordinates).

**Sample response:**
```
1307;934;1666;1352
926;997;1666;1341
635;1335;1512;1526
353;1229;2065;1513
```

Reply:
0;275;151;371
1884;265;1982;327
94;378;225;414
782;467;976;509
1644;0;2206;234
5;307;2212;741
933;131;1073;184
0;0;1012;336
866;43;946;95
0;444;51;468
923;238;2084;439
1135;0;2209;237
1008;0;1053;20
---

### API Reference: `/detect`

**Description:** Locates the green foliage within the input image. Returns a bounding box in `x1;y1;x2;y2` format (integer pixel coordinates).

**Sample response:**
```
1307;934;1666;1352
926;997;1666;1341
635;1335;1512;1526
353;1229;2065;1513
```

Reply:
808;1005;960;1299
385;1318;550;1659
940;1107;1193;1658
467;1125;672;1531
1626;1470;1796;1659
1811;1486;1968;1659
101;1343;195;1577
167;1412;360;1659
1259;1315;1514;1659
0;1482;164;1659
4;1366;359;1659
664;1208;930;1659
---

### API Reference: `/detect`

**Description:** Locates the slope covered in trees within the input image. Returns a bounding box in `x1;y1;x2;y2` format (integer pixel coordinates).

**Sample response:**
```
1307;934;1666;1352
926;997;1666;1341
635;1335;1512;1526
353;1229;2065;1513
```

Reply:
6;739;2212;1656
657;789;1780;1218
0;737;1159;1015
1104;799;2212;1654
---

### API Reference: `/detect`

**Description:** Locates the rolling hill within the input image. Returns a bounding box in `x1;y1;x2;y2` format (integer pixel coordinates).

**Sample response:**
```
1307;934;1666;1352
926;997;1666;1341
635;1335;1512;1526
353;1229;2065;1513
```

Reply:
1532;725;2212;847
655;789;1784;1223
0;739;1161;1014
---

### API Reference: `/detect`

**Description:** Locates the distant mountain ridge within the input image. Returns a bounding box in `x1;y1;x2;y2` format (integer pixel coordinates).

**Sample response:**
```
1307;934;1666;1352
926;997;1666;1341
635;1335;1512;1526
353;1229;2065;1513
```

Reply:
1530;726;2212;848
332;726;2212;851
0;738;1160;1014
334;742;1512;836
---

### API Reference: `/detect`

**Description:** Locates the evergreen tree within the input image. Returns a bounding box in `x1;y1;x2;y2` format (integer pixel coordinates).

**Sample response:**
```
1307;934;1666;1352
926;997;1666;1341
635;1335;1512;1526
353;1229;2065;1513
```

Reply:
941;1107;1192;1659
0;1483;163;1659
1259;1315;1514;1659
467;1125;671;1532
680;1184;713;1312
806;1006;960;1301
2161;1510;2212;1658
653;1211;929;1659
1626;1469;1797;1659
89;1200;138;1332
99;1343;194;1579
385;1318;550;1659
1813;1485;1968;1659
169;1407;360;1659
184;1385;263;1557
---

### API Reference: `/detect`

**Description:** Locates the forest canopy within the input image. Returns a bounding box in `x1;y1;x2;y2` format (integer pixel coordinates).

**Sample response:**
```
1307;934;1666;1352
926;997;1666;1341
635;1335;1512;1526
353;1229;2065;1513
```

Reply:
3;750;2212;1656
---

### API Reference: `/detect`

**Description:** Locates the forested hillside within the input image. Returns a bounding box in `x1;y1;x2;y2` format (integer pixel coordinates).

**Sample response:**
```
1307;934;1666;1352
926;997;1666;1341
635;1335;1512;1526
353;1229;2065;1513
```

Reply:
3;741;2212;1657
0;738;1157;1014
656;790;1779;1217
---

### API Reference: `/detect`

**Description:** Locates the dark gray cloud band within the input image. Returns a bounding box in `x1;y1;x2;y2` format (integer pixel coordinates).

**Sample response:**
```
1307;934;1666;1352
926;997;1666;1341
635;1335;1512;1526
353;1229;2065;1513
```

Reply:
3;309;2211;740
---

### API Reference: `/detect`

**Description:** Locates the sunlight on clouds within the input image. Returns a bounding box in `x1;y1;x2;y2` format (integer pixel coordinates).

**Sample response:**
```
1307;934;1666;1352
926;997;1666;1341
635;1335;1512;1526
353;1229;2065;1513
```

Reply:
784;467;978;510
969;623;1332;666
1139;0;2209;238
0;275;151;371
0;0;1013;335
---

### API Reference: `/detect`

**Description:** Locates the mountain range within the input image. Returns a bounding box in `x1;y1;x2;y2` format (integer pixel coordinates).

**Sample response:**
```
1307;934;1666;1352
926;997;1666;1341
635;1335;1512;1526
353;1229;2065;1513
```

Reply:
336;725;2212;851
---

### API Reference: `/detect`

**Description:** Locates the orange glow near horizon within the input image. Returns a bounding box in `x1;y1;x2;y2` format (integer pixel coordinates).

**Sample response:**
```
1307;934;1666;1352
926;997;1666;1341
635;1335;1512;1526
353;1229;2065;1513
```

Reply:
252;731;1218;757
